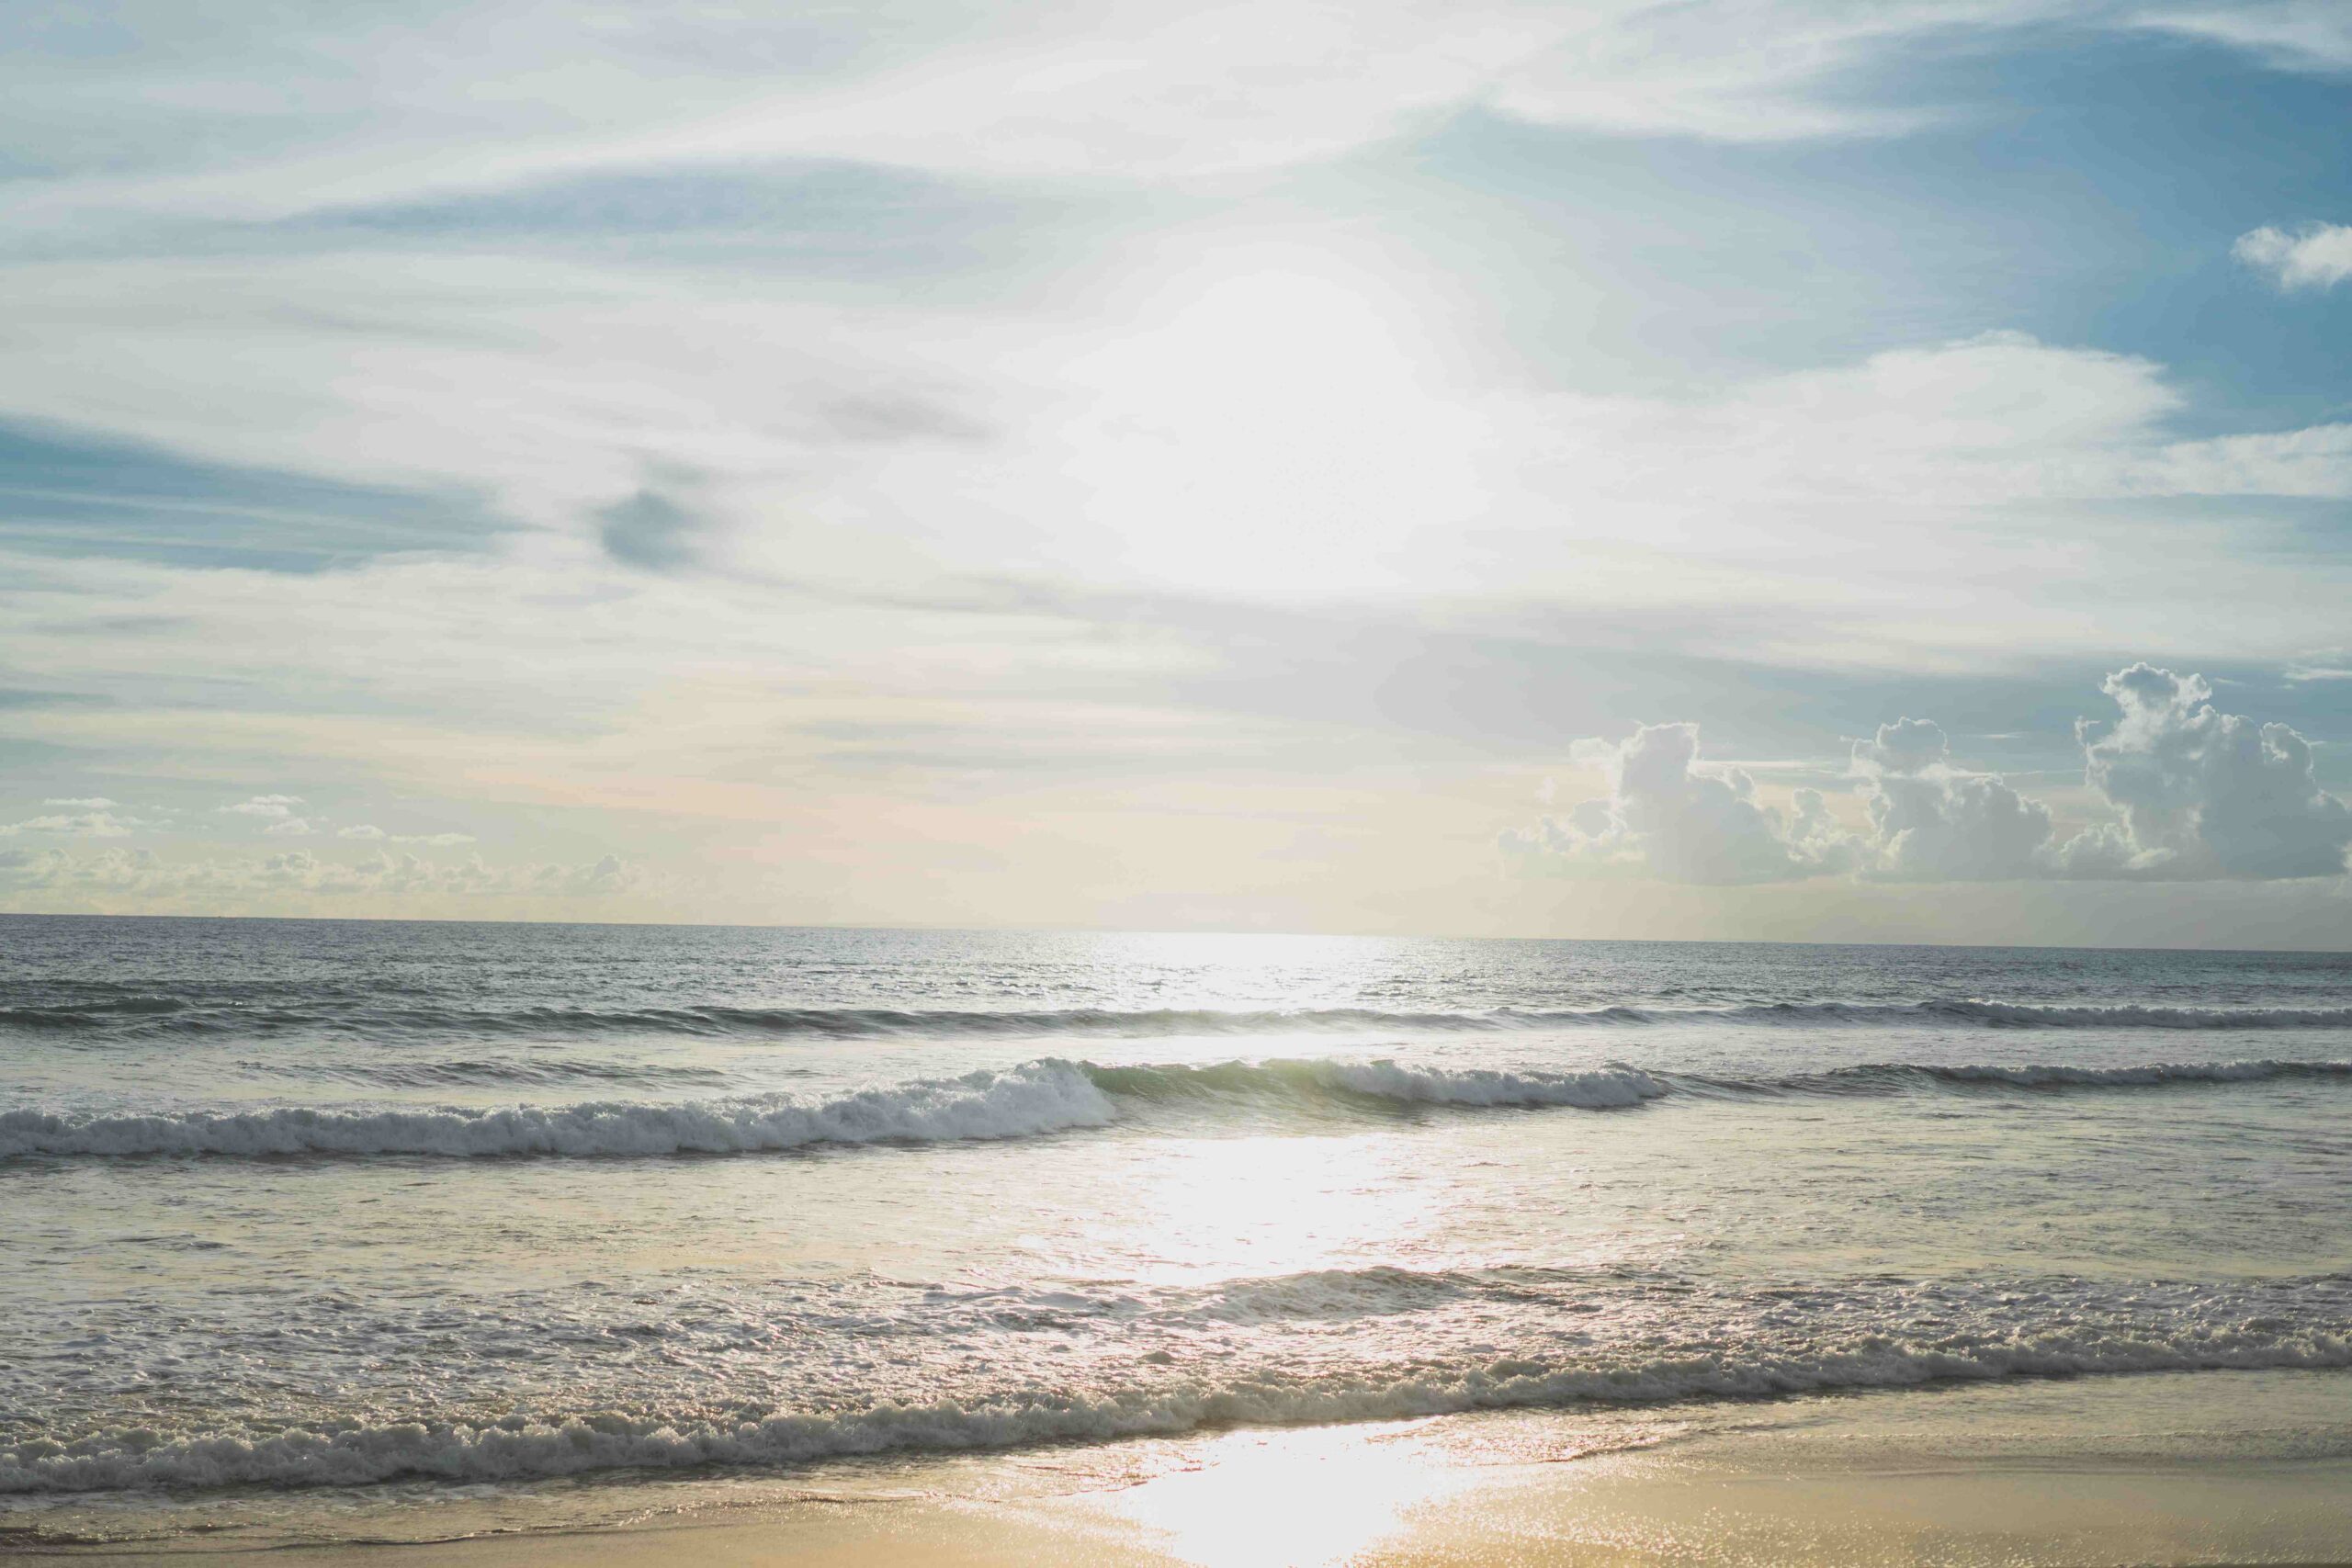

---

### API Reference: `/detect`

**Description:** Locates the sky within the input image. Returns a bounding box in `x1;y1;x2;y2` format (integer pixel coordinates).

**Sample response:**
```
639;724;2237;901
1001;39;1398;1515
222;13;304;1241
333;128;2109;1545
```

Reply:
5;1;2352;945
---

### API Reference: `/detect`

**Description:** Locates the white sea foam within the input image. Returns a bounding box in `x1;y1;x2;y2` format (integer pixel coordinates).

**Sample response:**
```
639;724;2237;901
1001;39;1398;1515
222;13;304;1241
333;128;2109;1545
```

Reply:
7;1303;2347;1494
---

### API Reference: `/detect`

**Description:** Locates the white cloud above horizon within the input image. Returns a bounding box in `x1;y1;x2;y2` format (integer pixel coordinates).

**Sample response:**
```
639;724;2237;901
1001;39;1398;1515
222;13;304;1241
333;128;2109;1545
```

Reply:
1506;666;2352;885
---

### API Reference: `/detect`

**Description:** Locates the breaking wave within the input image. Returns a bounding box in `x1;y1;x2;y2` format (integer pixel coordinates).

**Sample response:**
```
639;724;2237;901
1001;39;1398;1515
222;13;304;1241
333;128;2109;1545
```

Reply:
6;1055;2349;1161
0;1063;1115;1159
6;1272;2347;1494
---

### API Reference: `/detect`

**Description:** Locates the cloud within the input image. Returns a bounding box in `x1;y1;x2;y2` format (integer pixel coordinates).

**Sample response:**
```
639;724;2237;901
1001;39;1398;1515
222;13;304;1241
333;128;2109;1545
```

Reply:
0;809;146;839
2145;4;2352;72
338;824;477;845
8;0;2350;223
43;795;118;807
2050;664;2352;879
596;488;708;572
1500;721;1843;884
0;847;62;874
2286;654;2352;683
1853;718;2053;881
2233;222;2352;291
0;843;641;904
1504;715;2047;885
10;247;2352;698
1510;668;2352;886
220;793;304;818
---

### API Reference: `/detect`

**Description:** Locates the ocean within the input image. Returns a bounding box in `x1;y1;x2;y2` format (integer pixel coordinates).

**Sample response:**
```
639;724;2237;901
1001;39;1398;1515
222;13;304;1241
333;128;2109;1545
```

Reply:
5;916;2351;1550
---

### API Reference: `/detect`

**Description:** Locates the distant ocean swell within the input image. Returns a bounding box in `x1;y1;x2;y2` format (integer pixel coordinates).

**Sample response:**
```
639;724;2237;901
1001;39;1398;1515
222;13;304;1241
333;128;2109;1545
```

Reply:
6;1056;2351;1159
11;998;2352;1040
7;1282;2348;1494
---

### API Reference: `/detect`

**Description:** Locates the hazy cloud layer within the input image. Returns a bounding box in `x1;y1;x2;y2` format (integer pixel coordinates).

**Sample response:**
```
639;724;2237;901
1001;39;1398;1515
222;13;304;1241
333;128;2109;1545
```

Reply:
0;808;149;840
0;844;639;908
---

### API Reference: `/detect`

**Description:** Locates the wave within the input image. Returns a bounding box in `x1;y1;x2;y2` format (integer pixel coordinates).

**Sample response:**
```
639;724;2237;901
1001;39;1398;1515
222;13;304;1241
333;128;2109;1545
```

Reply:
0;1060;1662;1160
1603;1000;2352;1032
9;1050;2352;1160
1679;1057;2352;1096
1911;1058;2352;1088
235;1056;738;1089
11;997;2352;1041
0;1064;1114;1159
7;1286;2347;1494
1089;1058;1668;1110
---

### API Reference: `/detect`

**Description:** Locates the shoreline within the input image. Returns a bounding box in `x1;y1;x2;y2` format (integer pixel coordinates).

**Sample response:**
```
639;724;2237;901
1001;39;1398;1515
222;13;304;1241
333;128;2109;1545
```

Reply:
20;1369;2352;1566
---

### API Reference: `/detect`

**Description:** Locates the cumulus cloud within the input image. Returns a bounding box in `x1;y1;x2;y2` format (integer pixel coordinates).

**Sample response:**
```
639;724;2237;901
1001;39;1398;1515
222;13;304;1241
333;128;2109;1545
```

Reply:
1499;721;1846;884
1509;666;2352;886
1852;718;2053;881
2234;222;2352;290
2050;664;2352;879
43;796;118;808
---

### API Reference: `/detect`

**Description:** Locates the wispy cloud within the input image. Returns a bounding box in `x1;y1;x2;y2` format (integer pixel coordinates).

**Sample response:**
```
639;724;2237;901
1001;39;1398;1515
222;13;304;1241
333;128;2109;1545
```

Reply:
9;1;2350;230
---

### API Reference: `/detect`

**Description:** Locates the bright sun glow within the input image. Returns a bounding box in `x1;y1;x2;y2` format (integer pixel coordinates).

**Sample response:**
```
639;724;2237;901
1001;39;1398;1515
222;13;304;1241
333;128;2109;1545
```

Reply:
1097;1423;1473;1568
1040;244;1495;593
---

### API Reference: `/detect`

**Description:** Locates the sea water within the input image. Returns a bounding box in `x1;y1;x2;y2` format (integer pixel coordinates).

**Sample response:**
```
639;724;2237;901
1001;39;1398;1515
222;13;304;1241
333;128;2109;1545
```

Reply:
3;917;2349;1543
